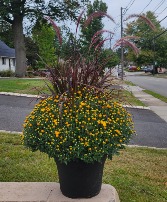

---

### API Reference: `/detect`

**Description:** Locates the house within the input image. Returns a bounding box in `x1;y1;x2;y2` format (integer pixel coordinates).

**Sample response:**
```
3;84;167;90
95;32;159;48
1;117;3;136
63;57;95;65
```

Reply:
0;40;15;72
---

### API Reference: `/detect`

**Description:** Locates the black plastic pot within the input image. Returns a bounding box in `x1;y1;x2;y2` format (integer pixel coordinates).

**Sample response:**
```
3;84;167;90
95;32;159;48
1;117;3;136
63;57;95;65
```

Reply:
55;157;106;198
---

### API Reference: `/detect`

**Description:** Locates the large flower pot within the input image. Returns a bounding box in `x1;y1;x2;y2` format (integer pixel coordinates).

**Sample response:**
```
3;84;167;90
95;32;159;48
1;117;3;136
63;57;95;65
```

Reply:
55;156;106;198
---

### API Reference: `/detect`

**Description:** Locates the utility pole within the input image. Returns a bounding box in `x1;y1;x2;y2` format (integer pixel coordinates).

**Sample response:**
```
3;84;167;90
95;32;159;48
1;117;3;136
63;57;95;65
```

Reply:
121;7;124;80
110;32;111;49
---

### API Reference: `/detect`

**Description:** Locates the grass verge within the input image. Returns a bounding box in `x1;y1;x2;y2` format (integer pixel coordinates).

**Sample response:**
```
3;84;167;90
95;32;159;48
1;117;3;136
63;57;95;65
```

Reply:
0;78;49;95
124;80;136;86
0;132;166;202
143;90;167;103
122;90;145;106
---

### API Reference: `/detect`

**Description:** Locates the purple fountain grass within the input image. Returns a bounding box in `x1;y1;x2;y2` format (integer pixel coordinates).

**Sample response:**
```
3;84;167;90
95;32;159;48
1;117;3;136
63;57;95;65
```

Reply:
89;36;102;50
45;16;62;45
113;38;140;55
83;11;115;28
76;9;85;34
125;14;156;31
95;37;113;50
91;30;114;43
44;52;115;97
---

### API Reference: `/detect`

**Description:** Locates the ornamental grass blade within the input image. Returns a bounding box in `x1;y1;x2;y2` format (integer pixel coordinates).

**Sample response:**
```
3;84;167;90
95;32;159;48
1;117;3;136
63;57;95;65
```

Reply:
89;36;101;50
95;38;112;50
125;14;156;31
76;9;85;34
113;38;140;55
44;16;62;45
83;11;115;28
91;30;114;43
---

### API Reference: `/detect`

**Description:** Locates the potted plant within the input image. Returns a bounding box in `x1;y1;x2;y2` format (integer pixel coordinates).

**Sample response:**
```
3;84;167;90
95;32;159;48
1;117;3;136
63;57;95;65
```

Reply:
21;13;138;199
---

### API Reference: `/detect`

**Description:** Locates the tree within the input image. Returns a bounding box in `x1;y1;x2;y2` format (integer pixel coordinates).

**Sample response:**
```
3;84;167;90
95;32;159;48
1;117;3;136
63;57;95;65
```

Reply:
124;11;167;67
0;0;88;77
102;49;119;68
32;21;58;69
25;36;39;69
0;19;14;47
80;0;107;54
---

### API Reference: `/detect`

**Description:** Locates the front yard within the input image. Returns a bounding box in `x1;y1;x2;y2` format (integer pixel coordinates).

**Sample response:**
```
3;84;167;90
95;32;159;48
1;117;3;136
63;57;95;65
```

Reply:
0;132;166;202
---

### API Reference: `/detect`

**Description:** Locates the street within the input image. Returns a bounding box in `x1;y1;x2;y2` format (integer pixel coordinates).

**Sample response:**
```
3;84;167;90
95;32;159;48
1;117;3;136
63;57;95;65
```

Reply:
0;94;167;148
125;72;167;97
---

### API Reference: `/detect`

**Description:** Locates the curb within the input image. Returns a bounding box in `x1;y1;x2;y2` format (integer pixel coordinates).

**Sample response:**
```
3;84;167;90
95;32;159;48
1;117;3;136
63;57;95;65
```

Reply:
0;130;22;134
123;104;150;110
0;92;41;98
127;144;167;150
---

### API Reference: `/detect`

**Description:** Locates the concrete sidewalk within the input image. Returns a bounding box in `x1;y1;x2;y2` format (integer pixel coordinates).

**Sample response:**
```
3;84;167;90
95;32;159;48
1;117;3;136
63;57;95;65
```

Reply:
123;85;167;123
0;183;120;202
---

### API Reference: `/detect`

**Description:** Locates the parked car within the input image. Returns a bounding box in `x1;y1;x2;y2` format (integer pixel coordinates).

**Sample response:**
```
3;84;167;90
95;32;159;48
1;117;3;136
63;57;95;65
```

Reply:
144;66;153;73
128;66;137;72
34;69;51;77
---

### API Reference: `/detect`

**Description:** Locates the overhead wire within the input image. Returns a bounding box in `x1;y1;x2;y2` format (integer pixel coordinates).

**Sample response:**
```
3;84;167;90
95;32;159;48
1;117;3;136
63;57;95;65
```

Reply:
123;0;136;15
139;0;154;14
153;0;166;12
158;6;167;15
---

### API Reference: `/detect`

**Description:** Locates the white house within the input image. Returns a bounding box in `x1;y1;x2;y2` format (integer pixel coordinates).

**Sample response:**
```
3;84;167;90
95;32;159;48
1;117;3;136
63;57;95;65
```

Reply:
0;40;15;72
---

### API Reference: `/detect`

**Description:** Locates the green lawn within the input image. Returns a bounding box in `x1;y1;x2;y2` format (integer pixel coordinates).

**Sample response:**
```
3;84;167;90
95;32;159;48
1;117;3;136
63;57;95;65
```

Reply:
0;78;49;95
0;132;166;202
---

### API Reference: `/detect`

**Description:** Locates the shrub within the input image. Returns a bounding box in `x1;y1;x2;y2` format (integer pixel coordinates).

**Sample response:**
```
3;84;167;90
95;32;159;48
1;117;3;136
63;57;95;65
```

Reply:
0;70;14;77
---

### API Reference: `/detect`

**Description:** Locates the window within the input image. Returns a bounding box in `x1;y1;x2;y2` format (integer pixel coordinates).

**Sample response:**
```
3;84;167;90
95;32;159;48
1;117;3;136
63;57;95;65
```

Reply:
2;57;6;65
12;58;15;66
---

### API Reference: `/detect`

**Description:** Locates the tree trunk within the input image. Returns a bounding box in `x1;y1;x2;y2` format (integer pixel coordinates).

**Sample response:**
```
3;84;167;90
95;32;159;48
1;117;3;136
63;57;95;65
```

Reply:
12;15;27;77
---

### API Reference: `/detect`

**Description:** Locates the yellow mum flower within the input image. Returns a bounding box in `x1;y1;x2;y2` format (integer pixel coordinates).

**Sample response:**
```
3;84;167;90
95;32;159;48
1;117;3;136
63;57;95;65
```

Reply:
101;120;107;127
55;131;60;137
115;129;121;135
53;120;58;125
41;108;45;112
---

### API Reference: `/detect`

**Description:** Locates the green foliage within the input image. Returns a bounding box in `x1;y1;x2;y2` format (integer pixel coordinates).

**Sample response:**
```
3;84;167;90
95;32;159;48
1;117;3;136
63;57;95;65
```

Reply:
80;0;107;54
22;87;135;164
0;0;89;77
102;49;119;68
125;11;167;66
32;22;57;68
25;36;39;69
0;70;14;77
0;19;14;47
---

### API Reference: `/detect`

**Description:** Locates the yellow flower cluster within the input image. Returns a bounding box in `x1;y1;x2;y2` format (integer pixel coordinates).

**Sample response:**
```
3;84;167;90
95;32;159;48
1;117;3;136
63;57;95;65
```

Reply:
22;87;135;163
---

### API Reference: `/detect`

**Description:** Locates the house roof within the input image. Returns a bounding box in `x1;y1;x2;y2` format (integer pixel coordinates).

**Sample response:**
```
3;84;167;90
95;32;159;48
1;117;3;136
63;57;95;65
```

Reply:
0;40;15;58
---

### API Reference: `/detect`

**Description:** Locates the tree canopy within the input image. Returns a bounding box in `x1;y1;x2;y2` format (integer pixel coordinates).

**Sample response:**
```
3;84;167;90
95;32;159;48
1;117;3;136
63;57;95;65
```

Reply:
124;11;167;67
0;0;88;77
80;0;107;54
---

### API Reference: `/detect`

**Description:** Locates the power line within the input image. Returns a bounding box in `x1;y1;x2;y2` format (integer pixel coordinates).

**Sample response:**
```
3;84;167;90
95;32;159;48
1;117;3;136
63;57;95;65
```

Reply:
153;0;166;12
123;0;136;15
153;28;167;40
158;6;167;15
139;0;154;14
159;15;167;23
